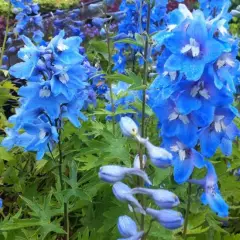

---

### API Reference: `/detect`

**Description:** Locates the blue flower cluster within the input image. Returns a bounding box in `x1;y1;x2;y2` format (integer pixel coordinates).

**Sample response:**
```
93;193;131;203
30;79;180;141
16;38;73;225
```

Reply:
149;3;240;217
2;31;90;160
99;117;184;238
10;0;44;44
112;0;169;73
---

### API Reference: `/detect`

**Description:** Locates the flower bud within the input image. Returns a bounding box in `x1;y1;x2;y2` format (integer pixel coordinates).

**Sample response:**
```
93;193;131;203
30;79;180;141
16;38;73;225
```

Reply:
146;208;184;230
119;117;139;137
113;182;144;212
138;138;172;168
131;188;180;208
98;165;152;185
133;154;147;169
117;215;138;237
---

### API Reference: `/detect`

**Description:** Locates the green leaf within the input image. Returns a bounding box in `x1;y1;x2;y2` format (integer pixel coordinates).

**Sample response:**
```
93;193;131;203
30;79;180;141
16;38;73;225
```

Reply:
114;38;144;47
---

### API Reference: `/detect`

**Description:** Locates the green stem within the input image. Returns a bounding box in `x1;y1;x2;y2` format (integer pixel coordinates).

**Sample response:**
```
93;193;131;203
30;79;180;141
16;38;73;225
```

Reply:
58;127;69;240
183;182;192;239
139;2;151;232
0;1;11;67
105;14;115;136
143;219;154;240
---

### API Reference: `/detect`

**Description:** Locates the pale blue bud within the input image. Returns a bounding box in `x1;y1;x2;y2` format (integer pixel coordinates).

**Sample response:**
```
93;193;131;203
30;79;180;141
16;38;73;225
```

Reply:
131;188;180;208
113;182;144;212
119;117;139;137
137;138;172;168
146;208;184;230
133;154;147;169
117;215;138;237
118;232;144;240
99;165;152;185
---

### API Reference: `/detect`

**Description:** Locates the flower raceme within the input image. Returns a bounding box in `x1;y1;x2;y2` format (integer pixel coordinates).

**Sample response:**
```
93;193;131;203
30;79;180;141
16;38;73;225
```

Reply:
98;118;183;237
2;31;90;160
148;2;239;217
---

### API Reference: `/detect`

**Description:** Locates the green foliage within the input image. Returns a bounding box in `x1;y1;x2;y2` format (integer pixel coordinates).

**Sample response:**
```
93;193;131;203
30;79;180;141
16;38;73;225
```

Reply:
0;0;79;16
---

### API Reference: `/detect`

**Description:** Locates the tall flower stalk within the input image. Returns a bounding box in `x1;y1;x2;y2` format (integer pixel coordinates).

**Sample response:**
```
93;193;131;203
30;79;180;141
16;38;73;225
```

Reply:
139;1;151;232
0;1;11;67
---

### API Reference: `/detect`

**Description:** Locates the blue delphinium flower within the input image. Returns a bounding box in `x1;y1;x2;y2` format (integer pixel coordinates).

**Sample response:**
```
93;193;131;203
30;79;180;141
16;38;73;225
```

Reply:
189;161;229;217
163;137;205;184
2;31;90;160
149;3;239;217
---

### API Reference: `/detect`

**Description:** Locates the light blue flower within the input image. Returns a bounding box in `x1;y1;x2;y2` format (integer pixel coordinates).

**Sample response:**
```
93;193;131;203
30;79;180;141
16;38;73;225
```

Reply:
189;161;229;217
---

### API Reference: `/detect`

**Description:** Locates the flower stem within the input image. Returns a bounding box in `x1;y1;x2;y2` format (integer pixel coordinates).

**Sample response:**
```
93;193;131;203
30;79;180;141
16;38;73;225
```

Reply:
58;127;69;240
104;13;116;136
0;1;11;67
139;2;151;232
183;182;192;239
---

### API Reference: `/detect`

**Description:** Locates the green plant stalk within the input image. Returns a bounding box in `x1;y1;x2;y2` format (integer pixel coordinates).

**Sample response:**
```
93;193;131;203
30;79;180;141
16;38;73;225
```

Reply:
183;182;192;239
0;1;11;67
105;15;116;136
58;128;69;240
139;2;151;232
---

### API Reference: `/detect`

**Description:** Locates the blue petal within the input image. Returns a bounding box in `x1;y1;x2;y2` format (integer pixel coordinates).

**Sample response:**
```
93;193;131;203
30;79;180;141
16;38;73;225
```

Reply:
187;11;207;44
176;91;201;115
161;119;179;138
206;192;229;217
182;58;205;81
23;123;39;135
191;149;205;168
200;128;221;157
173;156;194;184
220;138;232;156
203;39;224;63
191;102;215;127
164;32;187;54
164;54;182;71
200;192;208;205
177;121;198;148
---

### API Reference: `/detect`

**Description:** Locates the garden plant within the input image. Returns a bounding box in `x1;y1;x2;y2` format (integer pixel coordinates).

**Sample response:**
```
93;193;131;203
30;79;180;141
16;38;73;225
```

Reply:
0;0;239;239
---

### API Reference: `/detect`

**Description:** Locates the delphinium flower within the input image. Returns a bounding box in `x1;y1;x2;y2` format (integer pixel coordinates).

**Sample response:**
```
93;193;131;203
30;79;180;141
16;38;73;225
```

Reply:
99;117;184;238
189;161;229;217
148;2;240;216
198;0;231;18
112;0;169;73
12;1;44;44
2;30;90;160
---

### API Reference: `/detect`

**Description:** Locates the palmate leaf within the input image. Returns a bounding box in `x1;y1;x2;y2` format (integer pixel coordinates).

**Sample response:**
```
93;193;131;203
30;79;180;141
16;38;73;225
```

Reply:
0;219;43;231
62;161;91;202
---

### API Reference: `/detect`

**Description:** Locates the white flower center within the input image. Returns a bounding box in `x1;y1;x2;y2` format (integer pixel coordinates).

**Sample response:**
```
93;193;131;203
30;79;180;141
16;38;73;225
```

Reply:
214;115;226;132
181;38;200;57
118;56;122;64
57;40;69;51
217;55;235;69
39;128;46;139
168;109;189;124
39;86;51;98
190;82;210;100
170;141;186;161
59;72;69;84
163;71;177;81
